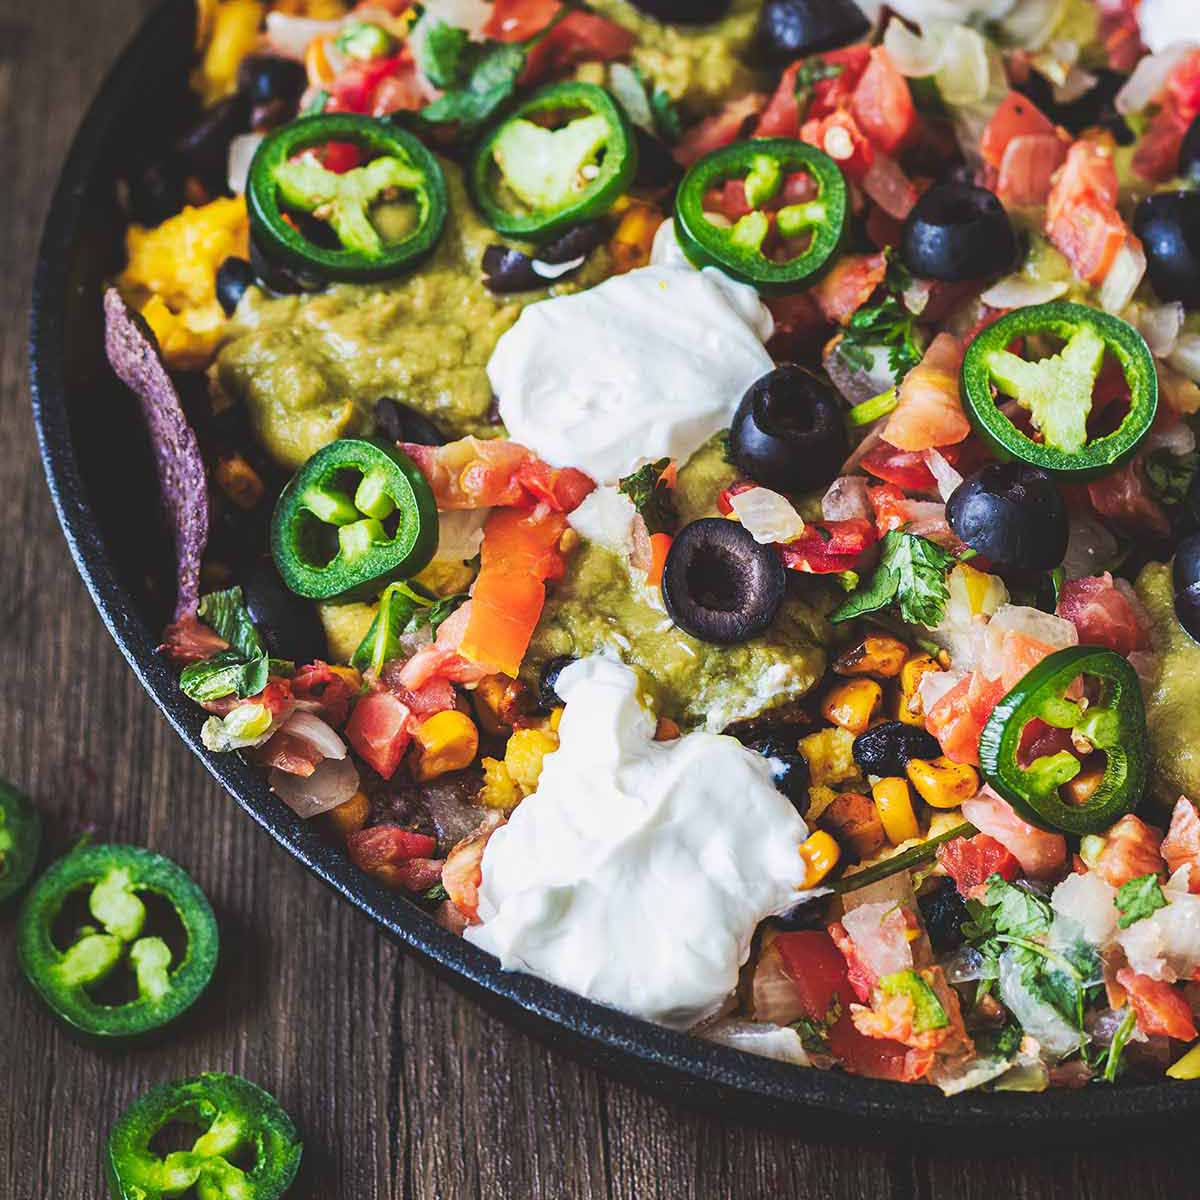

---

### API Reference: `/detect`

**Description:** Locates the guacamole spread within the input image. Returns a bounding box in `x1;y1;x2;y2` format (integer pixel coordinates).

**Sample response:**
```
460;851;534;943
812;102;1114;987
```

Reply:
1136;561;1200;810
212;162;611;471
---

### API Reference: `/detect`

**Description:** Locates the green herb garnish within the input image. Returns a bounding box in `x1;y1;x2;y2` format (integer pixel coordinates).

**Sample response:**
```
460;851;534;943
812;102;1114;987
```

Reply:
831;531;955;627
618;458;677;535
1115;873;1168;929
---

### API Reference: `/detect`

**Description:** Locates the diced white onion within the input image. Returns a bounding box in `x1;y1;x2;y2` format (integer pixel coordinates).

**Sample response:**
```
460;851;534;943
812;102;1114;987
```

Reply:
279;711;348;761
919;666;964;712
925;448;963;502
434;508;490;562
936;25;992;106
982;605;1078;679
729;487;805;545
271;755;359;818
227;132;264;197
841;901;914;978
607;61;655;132
980;275;1069;309
1169;333;1200;383
1136;0;1200;56
882;18;945;77
1134;301;1184;358
264;12;342;59
700;1019;812;1067
1116;43;1196;114
999;0;1066;51
1061;515;1118;580
1053;66;1096;104
1142;416;1196;458
750;945;804;1025
1097;240;1146;315
861;152;916;220
821;475;872;522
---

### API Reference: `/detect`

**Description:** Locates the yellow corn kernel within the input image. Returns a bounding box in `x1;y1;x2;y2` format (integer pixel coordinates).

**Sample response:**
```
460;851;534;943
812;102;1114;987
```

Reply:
323;790;369;839
411;558;476;598
821;678;883;735
611;202;664;273
871;777;920;846
897;653;942;726
411;711;480;782
906;756;979;809
504;728;560;796
806;784;839;824
798;727;860;787
192;0;264;106
215;453;265;511
1167;1042;1200;1080
479;757;522;810
834;635;909;679
798;831;841;888
306;35;336;88
549;706;564;733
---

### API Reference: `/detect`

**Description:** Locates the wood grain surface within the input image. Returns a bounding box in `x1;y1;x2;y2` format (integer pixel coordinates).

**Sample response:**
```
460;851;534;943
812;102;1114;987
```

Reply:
2;3;1198;1196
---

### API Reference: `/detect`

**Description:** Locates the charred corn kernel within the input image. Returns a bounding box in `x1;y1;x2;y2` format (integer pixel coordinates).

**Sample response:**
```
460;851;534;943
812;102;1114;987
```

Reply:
798;727;860;787
215;453;265;510
479;757;522;811
1167;1043;1200;1080
798;831;841;888
897;653;942;726
806;784;839;823
306;34;336;88
472;674;522;736
324;790;369;839
821;678;883;735
1062;764;1105;806
655;716;681;742
871;778;920;845
192;0;264;106
611;203;664;273
906;756;979;809
834;635;909;679
412;711;479;782
504;728;560;796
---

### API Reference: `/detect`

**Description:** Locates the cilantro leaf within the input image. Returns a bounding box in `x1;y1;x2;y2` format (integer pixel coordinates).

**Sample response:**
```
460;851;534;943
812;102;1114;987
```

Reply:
415;18;469;90
351;584;468;676
423;882;449;903
197;586;264;660
618;458;677;535
790;995;842;1054
179;649;269;704
985;875;1053;940
793;58;843;109
836;254;922;384
420;41;526;133
831;531;954;627
1145;449;1198;507
1115;873;1168;929
649;85;682;143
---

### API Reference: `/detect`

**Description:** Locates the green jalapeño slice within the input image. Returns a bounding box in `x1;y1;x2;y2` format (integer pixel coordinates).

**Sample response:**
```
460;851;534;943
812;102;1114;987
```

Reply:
978;645;1148;835
0;777;41;904
17;844;218;1038
106;1073;302;1200
470;81;637;239
271;437;438;603
961;301;1157;479
248;113;448;281
674;138;847;291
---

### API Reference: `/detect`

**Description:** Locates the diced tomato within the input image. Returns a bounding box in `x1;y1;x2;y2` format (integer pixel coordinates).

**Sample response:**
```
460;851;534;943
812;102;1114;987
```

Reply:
764;291;828;359
826;921;877;1004
938;833;1022;896
318;141;363;173
442;813;503;923
755;60;804;139
520;11;634;86
1161;797;1200;893
1133;50;1200;182
778;518;876;574
675;93;766;167
996;133;1068;206
646;532;672;588
400;437;595;512
327;54;427;116
811;251;887;325
160;615;230;666
347;826;442;893
459;506;567;677
926;672;1006;766
850;47;917;156
1056;572;1150;657
1045;140;1131;286
484;0;561;41
810;44;872;118
291;661;357;726
801;109;874;181
961;787;1067;879
883;334;969;451
345;690;412;780
860;445;939;492
1087;458;1171;538
396;604;495;691
1117;969;1198;1041
980;91;1057;169
1092;814;1165;889
253;730;324;778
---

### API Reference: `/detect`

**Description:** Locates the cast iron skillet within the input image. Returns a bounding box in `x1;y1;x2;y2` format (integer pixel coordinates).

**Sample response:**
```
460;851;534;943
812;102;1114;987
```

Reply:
28;0;1200;1145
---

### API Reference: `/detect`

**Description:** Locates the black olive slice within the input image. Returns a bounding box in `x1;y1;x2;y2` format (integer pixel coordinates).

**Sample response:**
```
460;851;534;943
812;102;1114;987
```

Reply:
900;183;1019;283
216;257;256;316
1133;192;1200;309
374;398;446;446
852;721;941;778
756;0;871;66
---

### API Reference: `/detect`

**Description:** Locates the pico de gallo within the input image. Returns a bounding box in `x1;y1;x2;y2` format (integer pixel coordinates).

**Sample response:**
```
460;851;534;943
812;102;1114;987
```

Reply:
102;0;1200;1093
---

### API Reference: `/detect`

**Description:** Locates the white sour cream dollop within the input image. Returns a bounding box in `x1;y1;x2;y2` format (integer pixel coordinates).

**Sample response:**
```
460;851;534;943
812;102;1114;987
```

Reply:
1136;0;1200;54
487;260;774;485
465;657;813;1029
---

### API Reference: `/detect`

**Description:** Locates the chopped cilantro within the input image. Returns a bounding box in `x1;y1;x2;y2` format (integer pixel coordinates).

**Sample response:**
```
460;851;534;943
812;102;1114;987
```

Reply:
649;85;682;143
790;995;842;1054
618;458;677;535
420;41;526;133
831;531;955;628
415;18;469;90
198;586;264;660
836;255;923;384
1101;1006;1138;1083
793;58;843;109
183;587;272;703
423;882;449;903
1115;873;1168;929
1145;449;1198;507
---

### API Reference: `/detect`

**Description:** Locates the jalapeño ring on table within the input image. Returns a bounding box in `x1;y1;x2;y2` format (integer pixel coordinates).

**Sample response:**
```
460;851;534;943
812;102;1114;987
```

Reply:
673;138;848;291
17;844;218;1038
271;437;438;603
960;300;1157;479
469;80;637;240
106;1073;302;1200
978;645;1148;836
0;777;41;904
247;112;448;282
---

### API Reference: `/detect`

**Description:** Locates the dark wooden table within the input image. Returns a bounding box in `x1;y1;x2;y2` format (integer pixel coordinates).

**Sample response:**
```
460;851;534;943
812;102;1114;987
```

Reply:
4;3;1200;1196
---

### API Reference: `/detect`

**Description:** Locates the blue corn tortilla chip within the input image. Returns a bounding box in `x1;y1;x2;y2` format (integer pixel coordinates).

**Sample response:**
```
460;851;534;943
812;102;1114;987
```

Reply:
103;288;209;622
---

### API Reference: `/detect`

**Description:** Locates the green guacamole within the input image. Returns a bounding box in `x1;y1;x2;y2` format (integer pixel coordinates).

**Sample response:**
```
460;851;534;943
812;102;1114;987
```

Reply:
1135;561;1200;809
589;0;765;116
212;162;611;471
